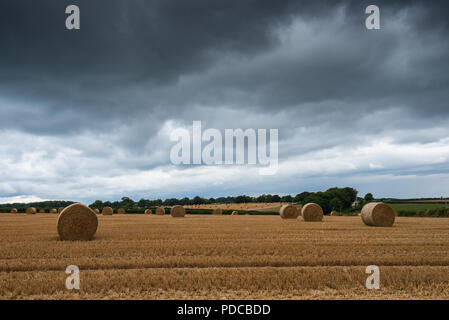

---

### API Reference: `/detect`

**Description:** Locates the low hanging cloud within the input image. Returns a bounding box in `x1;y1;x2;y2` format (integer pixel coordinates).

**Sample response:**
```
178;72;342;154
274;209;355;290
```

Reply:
0;0;449;203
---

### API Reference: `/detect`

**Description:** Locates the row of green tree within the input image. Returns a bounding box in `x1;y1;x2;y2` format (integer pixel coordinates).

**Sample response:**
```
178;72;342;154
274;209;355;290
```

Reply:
0;200;74;211
0;187;376;214
87;187;369;213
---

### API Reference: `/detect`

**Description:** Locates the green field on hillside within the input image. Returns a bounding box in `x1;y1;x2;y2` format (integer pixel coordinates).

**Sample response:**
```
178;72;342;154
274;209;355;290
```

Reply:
389;203;447;211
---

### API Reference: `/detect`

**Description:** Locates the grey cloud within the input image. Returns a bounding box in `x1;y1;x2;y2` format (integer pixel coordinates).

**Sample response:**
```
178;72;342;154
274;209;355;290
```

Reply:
0;0;449;202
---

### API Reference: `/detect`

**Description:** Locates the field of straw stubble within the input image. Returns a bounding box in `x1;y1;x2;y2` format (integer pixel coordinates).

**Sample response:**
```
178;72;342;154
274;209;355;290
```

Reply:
0;214;448;299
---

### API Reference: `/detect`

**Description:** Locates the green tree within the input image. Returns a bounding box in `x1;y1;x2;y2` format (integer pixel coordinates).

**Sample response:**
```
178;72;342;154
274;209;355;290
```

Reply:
329;197;342;211
364;193;374;202
193;196;205;205
294;192;311;203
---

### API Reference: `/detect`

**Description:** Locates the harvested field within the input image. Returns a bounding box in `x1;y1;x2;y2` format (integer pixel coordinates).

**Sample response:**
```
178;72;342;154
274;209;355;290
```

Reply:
0;214;448;299
184;202;285;211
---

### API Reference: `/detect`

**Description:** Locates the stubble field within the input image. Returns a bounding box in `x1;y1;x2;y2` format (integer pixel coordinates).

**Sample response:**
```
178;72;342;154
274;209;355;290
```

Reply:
0;213;448;299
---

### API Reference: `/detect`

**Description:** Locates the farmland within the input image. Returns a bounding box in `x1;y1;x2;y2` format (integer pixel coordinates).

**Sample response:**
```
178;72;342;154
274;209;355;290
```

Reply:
0;213;449;299
388;203;447;211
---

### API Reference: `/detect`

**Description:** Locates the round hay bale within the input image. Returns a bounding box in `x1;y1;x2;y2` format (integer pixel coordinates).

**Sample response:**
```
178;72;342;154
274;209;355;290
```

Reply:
231;210;239;215
10;208;18;213
155;207;165;215
330;210;339;216
279;204;299;219
212;208;222;215
50;208;58;214
39;209;45;213
94;209;100;214
117;208;125;214
171;205;185;217
301;203;323;222
102;207;113;215
57;203;98;241
361;202;395;227
26;207;36;215
58;207;64;214
144;209;152;214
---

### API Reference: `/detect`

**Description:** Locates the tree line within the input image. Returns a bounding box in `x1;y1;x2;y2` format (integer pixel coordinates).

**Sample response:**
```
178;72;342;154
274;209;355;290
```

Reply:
0;187;376;214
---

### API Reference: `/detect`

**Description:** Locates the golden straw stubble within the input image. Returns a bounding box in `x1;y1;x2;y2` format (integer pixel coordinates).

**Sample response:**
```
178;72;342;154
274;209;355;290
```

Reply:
57;203;98;241
279;204;298;219
171;205;185;217
361;202;395;227
301;203;324;221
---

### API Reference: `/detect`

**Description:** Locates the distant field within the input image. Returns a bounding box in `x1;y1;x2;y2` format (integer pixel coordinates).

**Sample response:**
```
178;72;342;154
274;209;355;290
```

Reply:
1;214;449;299
184;202;284;211
389;203;447;211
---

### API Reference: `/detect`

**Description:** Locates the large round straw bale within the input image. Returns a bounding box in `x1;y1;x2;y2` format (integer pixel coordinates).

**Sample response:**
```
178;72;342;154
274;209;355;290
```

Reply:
58;207;64;214
117;208;125;214
171;205;185;217
50;208;57;213
361;202;395;227
94;209;100;214
26;207;36;215
330;210;339;216
39;209;45;213
144;209;152;214
57;203;98;241
279;204;299;219
10;208;18;213
212;208;222;215
231;210;239;215
301;203;323;222
155;207;165;215
102;206;113;215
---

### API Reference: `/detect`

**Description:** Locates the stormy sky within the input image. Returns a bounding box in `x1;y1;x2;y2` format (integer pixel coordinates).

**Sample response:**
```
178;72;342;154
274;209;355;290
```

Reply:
1;0;449;203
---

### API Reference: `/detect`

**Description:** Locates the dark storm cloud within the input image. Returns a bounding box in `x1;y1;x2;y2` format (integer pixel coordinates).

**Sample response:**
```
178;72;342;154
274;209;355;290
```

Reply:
1;0;448;130
1;0;449;202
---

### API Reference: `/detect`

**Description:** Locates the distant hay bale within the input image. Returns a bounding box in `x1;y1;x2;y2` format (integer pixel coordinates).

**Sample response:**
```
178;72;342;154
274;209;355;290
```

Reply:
330;210;339;216
212;208;222;215
117;208;125;214
279;204;299;219
102;206;113;215
58;207;64;214
10;208;18;213
301;203;323;222
155;207;165;215
144;209;152;214
231;211;239;215
39;209;45;213
361;202;395;227
171;205;185;217
50;208;57;214
57;203;98;241
94;209;100;214
26;207;36;215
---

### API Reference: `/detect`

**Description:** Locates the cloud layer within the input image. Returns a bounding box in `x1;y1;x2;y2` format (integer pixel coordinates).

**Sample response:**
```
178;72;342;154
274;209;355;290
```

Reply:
1;0;449;203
